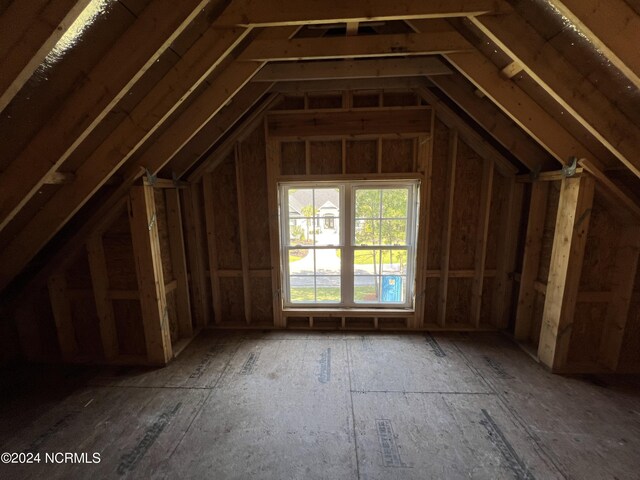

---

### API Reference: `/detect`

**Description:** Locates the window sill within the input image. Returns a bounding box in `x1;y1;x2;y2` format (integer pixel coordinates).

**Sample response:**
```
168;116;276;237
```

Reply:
282;308;415;318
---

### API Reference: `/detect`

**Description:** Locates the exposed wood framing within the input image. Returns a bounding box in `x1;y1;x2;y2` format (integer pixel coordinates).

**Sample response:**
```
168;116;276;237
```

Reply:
86;234;118;360
417;85;517;176
240;31;472;61
538;175;595;371
215;0;509;27
181;184;209;328
491;178;523;328
428;73;551;172
165;189;193;338
202;175;223;324
0;0;213;233
253;57;452;82
413;133;432;328
598;225;640;370
266;107;431;138
514;182;549;341
437;129;458;326
47;274;79;362
235;144;253;324
0;0;92;112
468;14;640;179
440;43;602;170
265;134;284;327
270;77;426;93
128;185;173;365
166;83;274;178
471;158;494;326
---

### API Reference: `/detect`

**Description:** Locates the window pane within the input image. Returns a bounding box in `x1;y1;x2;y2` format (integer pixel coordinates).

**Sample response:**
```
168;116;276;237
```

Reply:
353;249;381;276
354;219;380;245
380;219;407;245
288;218;312;246
381;275;406;303
315;276;341;303
289;276;315;303
381;250;408;275
288;248;313;275
354;276;380;303
315;249;341;275
381;188;409;218
314;216;340;246
355;189;380;218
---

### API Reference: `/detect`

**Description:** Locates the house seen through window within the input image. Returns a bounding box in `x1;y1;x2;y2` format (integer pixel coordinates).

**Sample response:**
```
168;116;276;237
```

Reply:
280;181;419;309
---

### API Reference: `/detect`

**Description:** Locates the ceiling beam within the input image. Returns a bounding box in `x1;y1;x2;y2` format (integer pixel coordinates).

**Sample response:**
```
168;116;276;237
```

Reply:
239;30;472;61
164;82;274;179
417;85;517;177
252;57;452;82
215;0;511;27
549;0;640;90
270;76;427;93
445;49;604;170
0;0;214;233
468;13;640;179
0;0;91;113
428;73;554;172
0;26;299;294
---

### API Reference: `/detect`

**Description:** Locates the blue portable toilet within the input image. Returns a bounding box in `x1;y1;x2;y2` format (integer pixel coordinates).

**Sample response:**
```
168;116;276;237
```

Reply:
382;275;402;302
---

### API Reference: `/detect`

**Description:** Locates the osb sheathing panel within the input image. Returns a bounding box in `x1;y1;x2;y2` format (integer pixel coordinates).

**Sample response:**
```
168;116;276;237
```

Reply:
211;154;241;270
381;138;414;173
112;300;146;356
64;245;92;290
166;290;179;344
486;171;509;271
69;295;103;358
240;126;271;270
446;278;473;325
578;192;619;291
426;118;449;270
13;285;59;362
352;92;380;108
273;95;305;110
250;277;274;326
309;141;342;174
281;141;305;175
154;188;174;283
346;140;377;174
423;277;440;324
567;302;607;366
103;210;137;290
619;301;640;372
382;91;418;107
480;277;493;325
307;93;342;109
537;181;560;283
449;139;482;271
530;292;545;348
219;277;245;324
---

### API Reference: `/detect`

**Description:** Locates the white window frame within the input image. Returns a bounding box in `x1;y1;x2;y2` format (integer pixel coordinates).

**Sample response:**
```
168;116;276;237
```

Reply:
279;180;420;310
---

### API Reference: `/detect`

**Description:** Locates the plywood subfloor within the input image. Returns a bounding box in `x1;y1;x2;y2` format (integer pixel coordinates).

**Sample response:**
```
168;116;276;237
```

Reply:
1;331;640;479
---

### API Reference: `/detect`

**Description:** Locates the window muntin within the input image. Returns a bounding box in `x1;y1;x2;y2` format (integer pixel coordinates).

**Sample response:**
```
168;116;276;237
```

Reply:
280;181;418;309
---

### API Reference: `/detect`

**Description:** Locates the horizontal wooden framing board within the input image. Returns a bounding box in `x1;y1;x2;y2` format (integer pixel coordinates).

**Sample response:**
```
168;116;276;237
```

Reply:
267;106;431;138
253;57;452;82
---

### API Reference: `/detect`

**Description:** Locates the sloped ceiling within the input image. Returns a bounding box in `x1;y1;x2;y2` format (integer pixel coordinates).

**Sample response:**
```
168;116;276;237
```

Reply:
0;0;639;296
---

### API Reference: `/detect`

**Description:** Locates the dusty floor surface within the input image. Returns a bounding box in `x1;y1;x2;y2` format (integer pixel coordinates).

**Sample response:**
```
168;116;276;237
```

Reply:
1;330;639;479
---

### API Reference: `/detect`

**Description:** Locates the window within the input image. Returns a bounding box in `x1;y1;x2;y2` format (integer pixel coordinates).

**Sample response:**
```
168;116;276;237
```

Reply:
280;180;419;309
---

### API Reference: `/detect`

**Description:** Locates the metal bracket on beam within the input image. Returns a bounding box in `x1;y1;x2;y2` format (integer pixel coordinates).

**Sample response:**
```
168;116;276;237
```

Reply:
144;167;157;186
562;157;578;178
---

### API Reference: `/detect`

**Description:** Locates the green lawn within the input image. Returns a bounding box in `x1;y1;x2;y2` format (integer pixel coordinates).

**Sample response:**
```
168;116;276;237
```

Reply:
290;286;378;302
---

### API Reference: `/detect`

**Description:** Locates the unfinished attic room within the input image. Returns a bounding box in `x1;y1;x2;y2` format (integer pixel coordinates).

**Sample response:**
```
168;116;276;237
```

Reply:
3;1;640;479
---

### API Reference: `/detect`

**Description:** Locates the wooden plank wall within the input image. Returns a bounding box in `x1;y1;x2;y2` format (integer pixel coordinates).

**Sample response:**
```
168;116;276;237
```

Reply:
43;182;197;366
192;89;518;332
513;175;640;373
